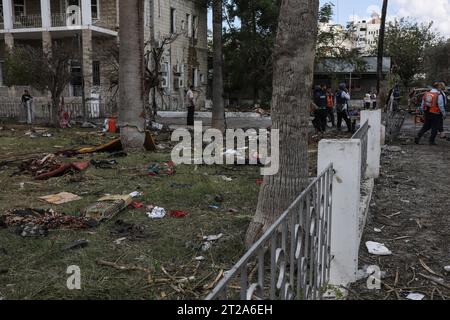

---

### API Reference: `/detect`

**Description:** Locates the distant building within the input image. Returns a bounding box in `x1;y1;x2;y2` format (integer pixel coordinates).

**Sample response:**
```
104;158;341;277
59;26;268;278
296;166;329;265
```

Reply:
348;12;381;54
0;0;208;114
314;56;391;98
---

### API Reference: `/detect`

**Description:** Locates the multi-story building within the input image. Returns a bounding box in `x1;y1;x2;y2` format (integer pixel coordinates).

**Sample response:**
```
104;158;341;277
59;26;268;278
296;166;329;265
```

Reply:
0;0;208;115
349;12;381;54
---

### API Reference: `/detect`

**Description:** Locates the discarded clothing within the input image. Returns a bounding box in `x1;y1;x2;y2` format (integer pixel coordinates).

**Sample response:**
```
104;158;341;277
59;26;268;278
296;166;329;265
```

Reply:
0;208;96;237
148;161;176;176
147;207;166;219
14;154;90;180
90;159;118;169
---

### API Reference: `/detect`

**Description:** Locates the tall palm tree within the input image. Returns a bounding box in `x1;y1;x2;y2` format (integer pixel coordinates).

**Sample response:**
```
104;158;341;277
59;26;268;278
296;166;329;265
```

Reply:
245;0;320;247
118;0;146;151
212;0;226;131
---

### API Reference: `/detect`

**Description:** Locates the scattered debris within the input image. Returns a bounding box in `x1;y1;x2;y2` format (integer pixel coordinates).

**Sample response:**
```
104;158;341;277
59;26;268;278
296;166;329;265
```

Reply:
131;201;144;209
201;242;212;252
366;241;392;256
374;228;383;233
114;237;127;245
62;239;89;251
0;208;95;237
406;292;425;300
221;176;233;182
444;266;450;272
129;191;143;198
148;161;176;176
214;195;224;203
204;234;223;242
228;208;239;214
195;256;206;261
110;219;150;240
419;258;443;277
13;154;90;180
83;195;133;222
169;210;188;218
147;207;166;219
209;205;220;210
90;159;118;169
39;192;82;205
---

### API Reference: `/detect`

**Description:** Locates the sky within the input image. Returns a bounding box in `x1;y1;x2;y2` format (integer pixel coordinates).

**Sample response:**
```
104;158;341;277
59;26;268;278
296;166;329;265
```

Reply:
208;0;450;38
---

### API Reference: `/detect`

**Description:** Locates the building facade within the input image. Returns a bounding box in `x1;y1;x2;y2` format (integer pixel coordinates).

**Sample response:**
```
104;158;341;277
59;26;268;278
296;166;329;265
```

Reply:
0;0;208;115
349;12;381;54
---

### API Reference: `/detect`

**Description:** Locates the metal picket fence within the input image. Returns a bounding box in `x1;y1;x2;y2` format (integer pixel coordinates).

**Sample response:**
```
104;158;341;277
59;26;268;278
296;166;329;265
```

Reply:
206;165;334;300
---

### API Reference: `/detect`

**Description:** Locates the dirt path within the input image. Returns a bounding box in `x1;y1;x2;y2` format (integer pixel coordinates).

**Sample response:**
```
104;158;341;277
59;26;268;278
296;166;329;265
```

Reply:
351;116;450;300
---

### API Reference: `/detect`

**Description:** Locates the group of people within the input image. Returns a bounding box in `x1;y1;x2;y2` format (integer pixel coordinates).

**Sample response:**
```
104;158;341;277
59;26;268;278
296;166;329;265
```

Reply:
312;83;353;133
415;82;447;145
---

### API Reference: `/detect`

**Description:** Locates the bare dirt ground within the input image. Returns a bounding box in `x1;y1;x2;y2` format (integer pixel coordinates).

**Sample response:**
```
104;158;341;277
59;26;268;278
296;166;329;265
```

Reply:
350;116;450;300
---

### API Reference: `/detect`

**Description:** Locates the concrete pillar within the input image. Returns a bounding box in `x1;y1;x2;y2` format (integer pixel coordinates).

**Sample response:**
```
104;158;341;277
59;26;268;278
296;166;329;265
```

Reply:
381;124;386;146
360;109;382;179
2;0;13;30
82;29;93;99
42;31;52;55
4;33;14;49
81;0;92;26
40;0;52;29
318;139;361;287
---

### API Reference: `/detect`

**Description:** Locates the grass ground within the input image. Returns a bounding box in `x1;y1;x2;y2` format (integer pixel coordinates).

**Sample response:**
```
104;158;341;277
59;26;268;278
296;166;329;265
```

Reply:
0;125;263;300
0;123;348;300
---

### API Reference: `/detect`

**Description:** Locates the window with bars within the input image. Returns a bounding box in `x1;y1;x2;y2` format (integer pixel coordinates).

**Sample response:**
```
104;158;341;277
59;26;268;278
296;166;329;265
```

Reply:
93;61;100;86
14;0;25;17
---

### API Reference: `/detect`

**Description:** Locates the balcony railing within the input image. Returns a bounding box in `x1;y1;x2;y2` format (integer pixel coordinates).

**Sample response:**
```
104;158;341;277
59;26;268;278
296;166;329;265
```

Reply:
13;14;42;29
51;13;81;28
92;16;118;30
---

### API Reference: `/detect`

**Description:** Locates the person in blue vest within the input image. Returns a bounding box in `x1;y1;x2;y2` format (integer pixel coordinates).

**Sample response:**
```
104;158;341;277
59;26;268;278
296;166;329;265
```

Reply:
313;84;328;132
335;83;353;132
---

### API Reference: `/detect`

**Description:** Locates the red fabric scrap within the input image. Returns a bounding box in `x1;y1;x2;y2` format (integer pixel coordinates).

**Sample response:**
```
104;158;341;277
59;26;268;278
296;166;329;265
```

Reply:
169;210;188;218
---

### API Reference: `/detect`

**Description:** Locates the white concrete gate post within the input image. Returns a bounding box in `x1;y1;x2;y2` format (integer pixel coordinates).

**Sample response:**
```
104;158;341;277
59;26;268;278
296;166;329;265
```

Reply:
318;139;362;287
360;110;382;179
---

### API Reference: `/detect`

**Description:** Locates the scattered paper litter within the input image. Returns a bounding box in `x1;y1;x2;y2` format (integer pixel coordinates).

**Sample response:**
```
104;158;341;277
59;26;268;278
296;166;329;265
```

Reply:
366;241;392;256
406;293;425;300
204;234;223;242
147;207;166;219
39;192;82;205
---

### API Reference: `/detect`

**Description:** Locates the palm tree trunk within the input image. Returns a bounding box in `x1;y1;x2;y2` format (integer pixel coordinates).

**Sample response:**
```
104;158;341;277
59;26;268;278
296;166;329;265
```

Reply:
212;0;226;131
118;0;146;151
245;0;320;247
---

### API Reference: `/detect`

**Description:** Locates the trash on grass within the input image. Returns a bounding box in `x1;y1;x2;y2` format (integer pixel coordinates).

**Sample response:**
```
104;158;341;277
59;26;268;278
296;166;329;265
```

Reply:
110;219;150;240
209;205;220;210
148;161;176;176
39;192;82;205
129;191;143;198
366;241;392;256
444;266;450;272
90;159;118;169
406;293;425;300
204;234;223;242
0;208;96;237
169;210;188;218
221;176;233;182
195;256;206;261
83;195;132;222
62;239;89;251
114;237;127;245
147;207;166;219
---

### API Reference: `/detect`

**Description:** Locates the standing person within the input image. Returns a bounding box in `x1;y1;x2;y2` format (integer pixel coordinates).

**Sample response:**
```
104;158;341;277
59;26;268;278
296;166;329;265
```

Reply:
371;92;377;109
415;82;446;146
336;83;353;133
364;93;372;109
21;90;33;125
438;82;447;139
186;85;196;126
326;87;335;127
313;84;328;132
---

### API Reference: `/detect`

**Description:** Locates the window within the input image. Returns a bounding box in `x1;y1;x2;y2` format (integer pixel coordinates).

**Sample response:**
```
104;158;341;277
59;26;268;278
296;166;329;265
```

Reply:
192;16;198;39
70;61;83;97
0;61;4;87
93;61;100;86
186;14;192;37
14;0;25;17
170;8;176;34
91;0;99;20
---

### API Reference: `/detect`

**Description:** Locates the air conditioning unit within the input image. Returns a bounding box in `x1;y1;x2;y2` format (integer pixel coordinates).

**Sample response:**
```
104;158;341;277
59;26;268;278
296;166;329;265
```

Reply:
174;64;184;75
159;63;168;74
174;77;184;89
161;76;169;88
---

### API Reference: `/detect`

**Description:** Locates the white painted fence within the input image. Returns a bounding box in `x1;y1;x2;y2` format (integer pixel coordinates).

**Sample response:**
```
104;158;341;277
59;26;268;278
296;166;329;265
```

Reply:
317;109;382;289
